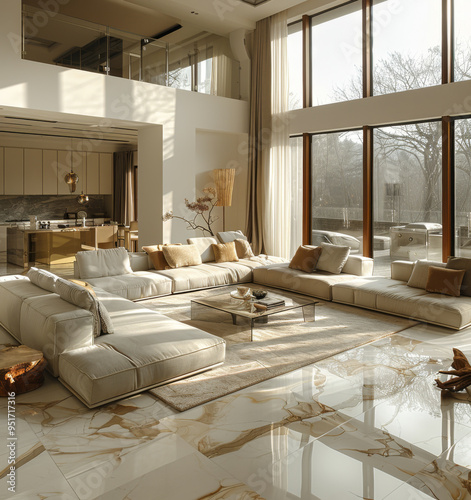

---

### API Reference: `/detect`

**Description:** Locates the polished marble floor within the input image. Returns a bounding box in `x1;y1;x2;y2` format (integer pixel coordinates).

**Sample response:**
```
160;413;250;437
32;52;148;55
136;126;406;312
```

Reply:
1;257;471;499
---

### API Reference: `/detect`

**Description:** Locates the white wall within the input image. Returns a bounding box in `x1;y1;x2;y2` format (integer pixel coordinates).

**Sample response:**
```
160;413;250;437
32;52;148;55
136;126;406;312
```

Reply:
289;80;471;135
195;130;248;237
0;0;249;245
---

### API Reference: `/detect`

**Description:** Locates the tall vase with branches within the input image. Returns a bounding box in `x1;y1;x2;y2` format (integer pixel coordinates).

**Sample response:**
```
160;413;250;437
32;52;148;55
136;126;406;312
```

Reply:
162;187;219;236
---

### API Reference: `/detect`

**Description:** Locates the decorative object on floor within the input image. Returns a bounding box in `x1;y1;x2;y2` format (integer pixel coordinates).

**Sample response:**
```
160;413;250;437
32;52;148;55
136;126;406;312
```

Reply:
77;192;89;205
146;286;417;411
213;168;236;231
64;169;79;193
162;187;219;236
436;348;471;393
0;345;47;396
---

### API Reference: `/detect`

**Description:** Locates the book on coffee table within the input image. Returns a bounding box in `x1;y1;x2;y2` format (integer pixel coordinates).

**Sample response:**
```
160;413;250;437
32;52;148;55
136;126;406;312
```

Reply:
255;297;285;309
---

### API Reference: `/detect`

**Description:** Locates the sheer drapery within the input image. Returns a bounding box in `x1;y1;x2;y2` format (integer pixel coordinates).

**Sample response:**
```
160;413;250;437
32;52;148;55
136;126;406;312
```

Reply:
246;17;272;255
211;43;230;98
113;151;136;226
265;11;291;259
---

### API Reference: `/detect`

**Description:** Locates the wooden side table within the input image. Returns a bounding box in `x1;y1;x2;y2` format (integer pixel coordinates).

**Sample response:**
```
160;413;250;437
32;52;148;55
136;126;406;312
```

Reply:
0;345;47;396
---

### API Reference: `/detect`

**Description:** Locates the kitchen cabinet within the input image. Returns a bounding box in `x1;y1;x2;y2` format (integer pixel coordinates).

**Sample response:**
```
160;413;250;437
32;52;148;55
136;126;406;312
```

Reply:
99;153;113;194
42;150;58;195
86;152;100;194
73;151;87;195
24;149;43;195
57;150;72;195
4;148;24;195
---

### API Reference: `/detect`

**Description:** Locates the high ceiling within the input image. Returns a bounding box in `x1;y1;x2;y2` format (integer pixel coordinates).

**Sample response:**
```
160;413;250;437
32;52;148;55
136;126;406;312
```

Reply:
24;0;328;37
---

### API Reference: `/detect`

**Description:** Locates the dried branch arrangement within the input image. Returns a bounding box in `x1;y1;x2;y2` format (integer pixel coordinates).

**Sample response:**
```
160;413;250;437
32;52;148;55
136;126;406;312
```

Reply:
162;187;219;237
435;348;471;392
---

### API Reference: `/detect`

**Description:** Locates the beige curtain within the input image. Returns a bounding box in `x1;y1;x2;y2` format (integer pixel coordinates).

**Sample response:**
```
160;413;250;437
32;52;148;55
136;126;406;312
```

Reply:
210;43;230;97
266;11;291;259
246;17;272;255
113;151;136;225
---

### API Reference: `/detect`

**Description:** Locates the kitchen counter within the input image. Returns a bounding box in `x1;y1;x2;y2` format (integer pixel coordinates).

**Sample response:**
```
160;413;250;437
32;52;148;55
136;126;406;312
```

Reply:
7;224;119;267
7;227;97;267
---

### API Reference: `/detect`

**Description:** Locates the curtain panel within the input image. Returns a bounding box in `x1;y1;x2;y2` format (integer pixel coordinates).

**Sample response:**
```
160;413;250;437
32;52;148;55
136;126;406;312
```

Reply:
113;151;136;226
246;17;272;255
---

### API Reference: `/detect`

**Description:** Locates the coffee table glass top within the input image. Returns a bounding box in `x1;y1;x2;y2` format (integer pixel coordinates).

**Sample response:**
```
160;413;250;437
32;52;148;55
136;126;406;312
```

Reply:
191;288;318;319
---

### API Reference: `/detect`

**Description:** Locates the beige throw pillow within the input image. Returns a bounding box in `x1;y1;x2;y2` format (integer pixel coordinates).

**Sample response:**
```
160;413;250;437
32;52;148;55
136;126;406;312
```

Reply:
407;260;445;289
162;244;202;268
316;242;350;274
142;244;182;270
446;256;471;297
289;245;322;273
425;266;465;297
234;239;254;259
212;242;239;263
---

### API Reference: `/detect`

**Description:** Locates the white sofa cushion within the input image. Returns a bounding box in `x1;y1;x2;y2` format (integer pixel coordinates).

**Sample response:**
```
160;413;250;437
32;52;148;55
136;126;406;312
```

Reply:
316;242;350;274
55;277;114;336
20;294;94;376
0;278;50;341
85;272;173;300
187;237;219;262
26;267;57;293
217;230;247;243
76;248;132;279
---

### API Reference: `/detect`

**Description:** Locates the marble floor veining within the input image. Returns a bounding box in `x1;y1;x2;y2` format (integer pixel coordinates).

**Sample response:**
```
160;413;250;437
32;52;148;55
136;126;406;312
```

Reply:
1;261;471;499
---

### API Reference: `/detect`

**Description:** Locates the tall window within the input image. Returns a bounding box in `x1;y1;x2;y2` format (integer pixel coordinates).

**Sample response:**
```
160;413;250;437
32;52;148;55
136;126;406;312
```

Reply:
372;0;442;95
311;131;363;252
455;118;471;256
311;2;362;106
288;21;303;110
374;122;442;276
454;0;471;81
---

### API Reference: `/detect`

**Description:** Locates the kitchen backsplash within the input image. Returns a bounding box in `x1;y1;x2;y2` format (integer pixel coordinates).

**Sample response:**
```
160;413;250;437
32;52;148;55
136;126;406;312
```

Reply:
0;195;110;222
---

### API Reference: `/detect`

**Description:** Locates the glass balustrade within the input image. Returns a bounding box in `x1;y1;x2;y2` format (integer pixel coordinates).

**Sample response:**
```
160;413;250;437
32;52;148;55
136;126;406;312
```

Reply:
21;6;240;99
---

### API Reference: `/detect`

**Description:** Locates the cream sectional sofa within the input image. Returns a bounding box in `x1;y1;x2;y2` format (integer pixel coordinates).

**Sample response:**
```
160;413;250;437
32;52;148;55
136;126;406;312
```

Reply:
73;250;287;299
253;255;374;300
0;242;378;408
331;260;471;329
0;271;225;408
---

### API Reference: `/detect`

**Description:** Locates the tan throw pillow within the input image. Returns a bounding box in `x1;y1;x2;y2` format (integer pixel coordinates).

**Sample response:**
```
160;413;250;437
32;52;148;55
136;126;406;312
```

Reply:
212;242;239;263
289;245;322;273
446;257;471;297
142;244;181;270
407;260;446;289
425;266;465;297
234;239;254;259
162;244;202;268
316;242;350;274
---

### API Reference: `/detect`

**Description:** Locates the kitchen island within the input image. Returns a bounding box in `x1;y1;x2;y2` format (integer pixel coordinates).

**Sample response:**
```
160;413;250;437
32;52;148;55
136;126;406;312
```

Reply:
7;226;99;267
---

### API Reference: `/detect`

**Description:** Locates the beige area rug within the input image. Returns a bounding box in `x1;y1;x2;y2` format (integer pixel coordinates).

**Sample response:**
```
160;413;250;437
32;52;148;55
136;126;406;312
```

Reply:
143;285;417;411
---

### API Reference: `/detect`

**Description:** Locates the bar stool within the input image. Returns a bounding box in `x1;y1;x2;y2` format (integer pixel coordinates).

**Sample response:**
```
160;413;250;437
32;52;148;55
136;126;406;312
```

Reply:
128;221;138;252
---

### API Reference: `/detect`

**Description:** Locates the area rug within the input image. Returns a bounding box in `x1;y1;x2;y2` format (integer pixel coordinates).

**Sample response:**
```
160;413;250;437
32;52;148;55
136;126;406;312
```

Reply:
143;285;417;411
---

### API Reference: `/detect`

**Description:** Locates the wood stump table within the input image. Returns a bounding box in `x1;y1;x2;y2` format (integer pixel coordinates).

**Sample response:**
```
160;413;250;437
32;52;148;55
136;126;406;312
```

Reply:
0;345;47;396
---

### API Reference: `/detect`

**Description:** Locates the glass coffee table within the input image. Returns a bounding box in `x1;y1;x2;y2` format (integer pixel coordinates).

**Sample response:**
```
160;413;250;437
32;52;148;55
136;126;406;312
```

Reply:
191;289;318;341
